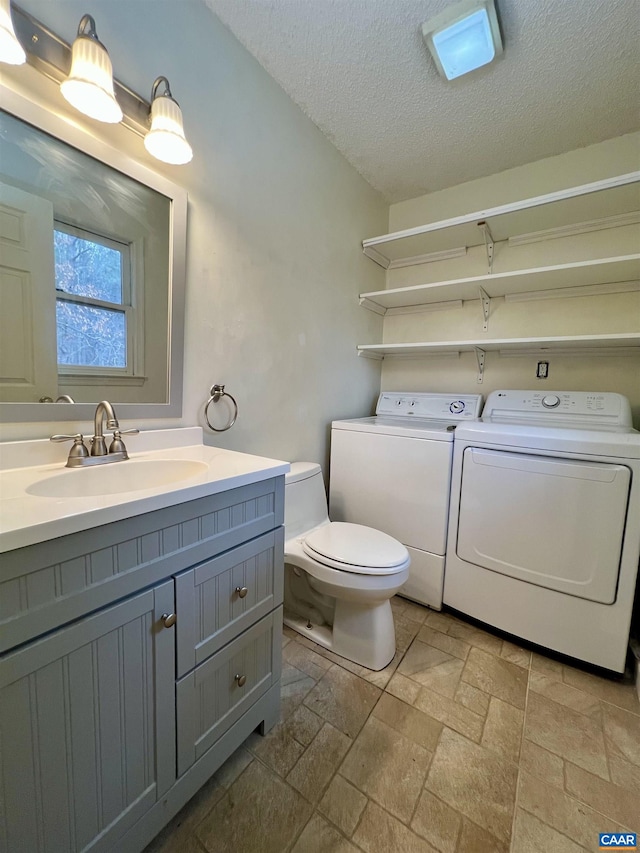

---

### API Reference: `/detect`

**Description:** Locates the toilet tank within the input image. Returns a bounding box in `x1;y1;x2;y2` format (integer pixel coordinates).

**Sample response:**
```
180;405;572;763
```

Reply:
284;462;330;539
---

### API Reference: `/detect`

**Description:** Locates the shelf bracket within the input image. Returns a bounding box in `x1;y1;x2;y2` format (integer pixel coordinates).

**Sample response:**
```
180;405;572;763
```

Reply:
359;297;386;316
478;286;491;332
357;349;384;360
477;220;495;274
473;347;486;384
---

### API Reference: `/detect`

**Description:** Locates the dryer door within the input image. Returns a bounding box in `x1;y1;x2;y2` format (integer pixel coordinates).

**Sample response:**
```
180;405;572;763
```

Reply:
456;448;630;603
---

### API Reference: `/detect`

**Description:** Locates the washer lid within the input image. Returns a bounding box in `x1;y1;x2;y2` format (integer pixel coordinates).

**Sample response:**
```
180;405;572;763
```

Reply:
331;416;458;440
303;522;409;574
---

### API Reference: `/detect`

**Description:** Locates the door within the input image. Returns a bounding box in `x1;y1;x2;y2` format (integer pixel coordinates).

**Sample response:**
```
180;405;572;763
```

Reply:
0;182;57;402
456;448;631;603
330;429;452;554
0;583;175;853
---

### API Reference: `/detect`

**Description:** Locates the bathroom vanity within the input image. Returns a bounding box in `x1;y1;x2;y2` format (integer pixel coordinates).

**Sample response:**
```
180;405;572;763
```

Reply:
0;428;288;853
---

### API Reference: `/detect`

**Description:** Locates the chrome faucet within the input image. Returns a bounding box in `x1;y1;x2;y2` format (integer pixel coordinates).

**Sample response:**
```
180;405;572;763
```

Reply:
50;400;139;467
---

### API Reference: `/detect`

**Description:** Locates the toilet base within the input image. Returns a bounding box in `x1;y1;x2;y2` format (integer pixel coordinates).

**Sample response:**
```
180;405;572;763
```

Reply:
283;610;333;652
283;598;396;671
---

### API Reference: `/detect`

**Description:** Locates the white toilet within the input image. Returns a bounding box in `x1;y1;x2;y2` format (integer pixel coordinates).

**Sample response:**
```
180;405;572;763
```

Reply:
284;462;410;670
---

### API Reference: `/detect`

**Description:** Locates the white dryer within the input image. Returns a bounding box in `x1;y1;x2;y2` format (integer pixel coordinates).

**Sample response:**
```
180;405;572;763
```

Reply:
444;389;640;673
329;392;483;608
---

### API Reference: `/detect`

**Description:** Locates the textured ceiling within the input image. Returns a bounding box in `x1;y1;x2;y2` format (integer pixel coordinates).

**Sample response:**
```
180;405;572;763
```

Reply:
204;0;640;203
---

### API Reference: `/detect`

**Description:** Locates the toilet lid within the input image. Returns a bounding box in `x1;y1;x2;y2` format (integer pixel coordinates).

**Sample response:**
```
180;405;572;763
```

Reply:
302;522;409;575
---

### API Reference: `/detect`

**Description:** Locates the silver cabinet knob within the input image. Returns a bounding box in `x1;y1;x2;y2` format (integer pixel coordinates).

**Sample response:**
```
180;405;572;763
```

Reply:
234;673;247;687
235;586;248;599
161;612;177;628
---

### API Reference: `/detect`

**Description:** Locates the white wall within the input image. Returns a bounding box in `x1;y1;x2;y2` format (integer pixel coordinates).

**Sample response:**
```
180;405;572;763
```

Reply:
381;134;640;424
0;0;387;470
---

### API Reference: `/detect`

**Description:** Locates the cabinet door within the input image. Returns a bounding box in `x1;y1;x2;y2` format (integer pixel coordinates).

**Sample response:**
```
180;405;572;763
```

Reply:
176;608;281;777
0;583;175;853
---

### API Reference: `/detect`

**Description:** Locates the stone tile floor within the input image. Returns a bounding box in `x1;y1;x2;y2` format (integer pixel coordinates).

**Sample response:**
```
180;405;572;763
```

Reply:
145;597;640;853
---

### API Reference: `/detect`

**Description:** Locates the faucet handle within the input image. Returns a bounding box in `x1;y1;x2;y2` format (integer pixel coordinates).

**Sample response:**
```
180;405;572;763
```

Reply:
109;428;139;455
50;434;89;460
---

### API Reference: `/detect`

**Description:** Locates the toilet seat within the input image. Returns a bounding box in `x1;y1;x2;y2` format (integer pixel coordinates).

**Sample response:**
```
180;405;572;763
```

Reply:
302;522;409;575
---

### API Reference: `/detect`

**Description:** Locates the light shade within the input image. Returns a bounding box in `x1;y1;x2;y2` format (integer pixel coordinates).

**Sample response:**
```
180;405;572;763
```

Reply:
60;15;122;123
0;0;26;65
422;0;503;81
144;77;192;165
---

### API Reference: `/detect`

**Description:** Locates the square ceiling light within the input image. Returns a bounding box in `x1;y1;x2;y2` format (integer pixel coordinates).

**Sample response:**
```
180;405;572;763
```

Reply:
422;0;503;80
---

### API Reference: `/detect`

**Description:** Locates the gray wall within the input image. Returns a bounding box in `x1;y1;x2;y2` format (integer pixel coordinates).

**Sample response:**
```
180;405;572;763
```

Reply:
1;0;387;470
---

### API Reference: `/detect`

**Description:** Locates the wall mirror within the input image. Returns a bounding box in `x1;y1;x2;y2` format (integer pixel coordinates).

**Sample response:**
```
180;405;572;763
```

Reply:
0;85;186;422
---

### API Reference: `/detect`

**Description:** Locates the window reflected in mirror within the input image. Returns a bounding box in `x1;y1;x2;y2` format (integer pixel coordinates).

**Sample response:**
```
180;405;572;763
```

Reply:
54;225;130;370
0;107;172;406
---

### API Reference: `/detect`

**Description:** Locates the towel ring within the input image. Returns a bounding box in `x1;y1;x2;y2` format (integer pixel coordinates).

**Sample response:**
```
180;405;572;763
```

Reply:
204;384;238;432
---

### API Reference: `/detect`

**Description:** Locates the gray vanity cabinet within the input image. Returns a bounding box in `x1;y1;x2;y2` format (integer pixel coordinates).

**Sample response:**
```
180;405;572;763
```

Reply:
0;475;285;853
0;582;176;853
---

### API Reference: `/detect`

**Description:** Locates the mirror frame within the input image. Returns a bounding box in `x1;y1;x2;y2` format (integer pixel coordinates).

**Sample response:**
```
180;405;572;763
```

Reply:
0;84;187;422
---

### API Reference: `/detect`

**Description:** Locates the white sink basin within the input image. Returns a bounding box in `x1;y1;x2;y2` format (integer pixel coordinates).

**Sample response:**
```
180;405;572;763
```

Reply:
27;459;209;498
0;427;290;552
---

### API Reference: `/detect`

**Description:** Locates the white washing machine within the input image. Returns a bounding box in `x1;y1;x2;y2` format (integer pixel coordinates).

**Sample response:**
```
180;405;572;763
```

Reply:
329;392;483;608
444;389;640;673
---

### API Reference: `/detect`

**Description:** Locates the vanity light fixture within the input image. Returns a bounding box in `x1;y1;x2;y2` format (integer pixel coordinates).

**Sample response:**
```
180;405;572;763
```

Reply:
60;13;122;123
144;76;193;165
8;5;193;164
0;0;26;65
422;0;503;81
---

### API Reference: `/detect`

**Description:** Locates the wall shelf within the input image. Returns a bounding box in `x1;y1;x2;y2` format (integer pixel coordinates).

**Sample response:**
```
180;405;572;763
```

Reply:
360;171;640;384
359;254;640;314
362;172;640;269
357;333;640;360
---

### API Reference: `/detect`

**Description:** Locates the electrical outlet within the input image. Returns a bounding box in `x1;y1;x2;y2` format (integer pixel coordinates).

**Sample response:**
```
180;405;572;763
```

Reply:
536;361;549;379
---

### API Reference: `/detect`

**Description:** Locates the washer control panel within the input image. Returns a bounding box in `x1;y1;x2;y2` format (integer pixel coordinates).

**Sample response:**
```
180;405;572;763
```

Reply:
482;390;633;428
376;393;483;420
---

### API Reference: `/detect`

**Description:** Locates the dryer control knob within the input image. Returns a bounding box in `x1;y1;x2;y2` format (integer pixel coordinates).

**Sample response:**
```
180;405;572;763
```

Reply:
542;395;561;409
450;400;465;414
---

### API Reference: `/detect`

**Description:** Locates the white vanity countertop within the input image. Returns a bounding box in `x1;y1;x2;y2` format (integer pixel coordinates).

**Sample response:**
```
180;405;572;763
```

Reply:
0;428;289;553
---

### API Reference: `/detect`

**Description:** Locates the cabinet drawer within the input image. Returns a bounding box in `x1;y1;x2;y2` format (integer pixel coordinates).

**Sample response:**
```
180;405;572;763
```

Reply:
176;607;282;776
175;528;284;677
